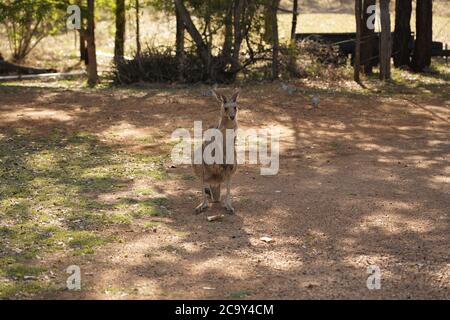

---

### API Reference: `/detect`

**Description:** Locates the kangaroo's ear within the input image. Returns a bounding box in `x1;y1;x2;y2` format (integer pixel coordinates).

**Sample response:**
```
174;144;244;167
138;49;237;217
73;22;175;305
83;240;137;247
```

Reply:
211;89;227;104
230;90;240;103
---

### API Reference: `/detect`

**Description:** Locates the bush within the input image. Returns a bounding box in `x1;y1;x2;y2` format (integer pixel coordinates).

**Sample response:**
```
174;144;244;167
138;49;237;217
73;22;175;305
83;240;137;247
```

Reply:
112;47;205;84
112;41;349;84
278;40;349;80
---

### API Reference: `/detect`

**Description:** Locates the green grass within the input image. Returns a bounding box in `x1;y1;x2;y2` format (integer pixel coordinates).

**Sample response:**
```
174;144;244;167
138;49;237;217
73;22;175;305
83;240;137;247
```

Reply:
1;264;46;279
226;289;251;299
0;129;171;298
179;173;196;181
134;197;172;217
0;280;58;300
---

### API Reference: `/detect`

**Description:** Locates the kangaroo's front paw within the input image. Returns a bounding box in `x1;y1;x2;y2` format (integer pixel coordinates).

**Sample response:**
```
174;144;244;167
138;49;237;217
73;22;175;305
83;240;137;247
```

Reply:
195;202;208;214
224;201;235;214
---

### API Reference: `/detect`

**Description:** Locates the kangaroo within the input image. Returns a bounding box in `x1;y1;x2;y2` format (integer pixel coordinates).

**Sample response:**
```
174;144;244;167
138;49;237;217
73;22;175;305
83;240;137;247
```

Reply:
192;89;240;214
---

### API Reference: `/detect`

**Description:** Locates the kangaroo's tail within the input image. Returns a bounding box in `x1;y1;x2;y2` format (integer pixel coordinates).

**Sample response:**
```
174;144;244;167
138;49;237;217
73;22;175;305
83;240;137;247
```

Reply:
205;184;221;202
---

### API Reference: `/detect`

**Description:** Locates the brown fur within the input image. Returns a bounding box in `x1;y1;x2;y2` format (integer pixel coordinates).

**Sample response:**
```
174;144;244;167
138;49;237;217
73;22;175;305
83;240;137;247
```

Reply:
192;90;240;214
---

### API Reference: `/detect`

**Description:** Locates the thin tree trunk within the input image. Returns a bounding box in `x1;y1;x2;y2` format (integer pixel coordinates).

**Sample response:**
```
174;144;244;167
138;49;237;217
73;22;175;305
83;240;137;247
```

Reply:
175;4;185;81
354;0;362;82
87;0;98;87
174;0;209;67
290;0;299;41
223;4;233;60
361;0;375;73
136;0;141;57
411;0;432;72
379;0;391;81
393;0;412;67
232;0;245;73
79;30;88;64
114;0;125;62
77;0;88;64
271;0;280;79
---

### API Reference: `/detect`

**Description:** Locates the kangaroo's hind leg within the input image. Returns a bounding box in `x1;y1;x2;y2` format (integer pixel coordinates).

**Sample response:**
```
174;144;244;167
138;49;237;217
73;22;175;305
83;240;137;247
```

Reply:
224;177;235;214
195;184;209;214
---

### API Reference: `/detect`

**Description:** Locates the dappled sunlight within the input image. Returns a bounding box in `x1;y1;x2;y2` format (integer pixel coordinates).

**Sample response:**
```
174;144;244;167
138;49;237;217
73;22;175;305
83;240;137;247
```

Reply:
0;82;449;299
356;143;395;153
1;108;74;123
354;211;436;235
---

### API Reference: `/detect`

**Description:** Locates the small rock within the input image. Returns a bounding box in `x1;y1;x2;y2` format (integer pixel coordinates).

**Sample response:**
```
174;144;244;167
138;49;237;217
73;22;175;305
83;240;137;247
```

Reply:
305;282;319;289
207;215;224;222
260;236;275;243
281;83;297;95
311;96;320;107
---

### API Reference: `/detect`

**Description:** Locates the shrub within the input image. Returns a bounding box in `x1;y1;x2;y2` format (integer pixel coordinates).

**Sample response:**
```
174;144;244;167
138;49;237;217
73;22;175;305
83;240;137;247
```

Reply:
112;47;205;84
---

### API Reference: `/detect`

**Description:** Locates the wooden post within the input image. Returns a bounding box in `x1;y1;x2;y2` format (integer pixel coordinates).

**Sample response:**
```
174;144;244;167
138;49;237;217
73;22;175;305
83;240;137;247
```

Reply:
271;0;280;80
136;0;141;57
379;0;391;81
87;0;98;87
291;0;299;41
354;0;362;83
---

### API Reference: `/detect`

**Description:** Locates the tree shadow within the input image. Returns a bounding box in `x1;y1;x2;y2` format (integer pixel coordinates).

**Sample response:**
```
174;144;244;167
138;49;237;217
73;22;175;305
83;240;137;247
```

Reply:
0;82;449;299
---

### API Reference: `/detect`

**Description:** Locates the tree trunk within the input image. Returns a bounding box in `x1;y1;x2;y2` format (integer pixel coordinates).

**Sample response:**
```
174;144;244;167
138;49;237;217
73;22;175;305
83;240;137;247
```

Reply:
135;0;141;57
222;3;233;60
77;0;88;64
361;0;375;73
393;0;412;68
354;0;362;82
271;0;280;80
379;0;391;81
411;0;432;72
79;30;88;65
175;4;185;80
290;0;299;41
87;0;98;87
114;0;126;62
174;0;209;68
232;0;245;73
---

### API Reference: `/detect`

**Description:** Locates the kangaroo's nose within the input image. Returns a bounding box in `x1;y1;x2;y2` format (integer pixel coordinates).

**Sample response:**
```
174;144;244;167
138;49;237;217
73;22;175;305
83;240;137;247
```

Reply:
230;116;235;120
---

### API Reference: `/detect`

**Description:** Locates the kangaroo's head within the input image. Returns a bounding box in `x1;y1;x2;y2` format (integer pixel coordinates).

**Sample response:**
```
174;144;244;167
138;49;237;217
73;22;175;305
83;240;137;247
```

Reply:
212;90;240;121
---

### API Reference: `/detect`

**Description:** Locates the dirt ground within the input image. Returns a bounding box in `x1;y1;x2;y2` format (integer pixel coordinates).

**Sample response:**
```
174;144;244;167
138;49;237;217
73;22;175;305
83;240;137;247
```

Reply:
0;82;449;299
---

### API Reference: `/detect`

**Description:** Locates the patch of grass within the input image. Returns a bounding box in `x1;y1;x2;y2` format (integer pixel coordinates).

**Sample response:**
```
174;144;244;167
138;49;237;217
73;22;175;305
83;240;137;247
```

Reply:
68;231;114;254
103;286;136;296
226;289;251;299
329;140;342;149
1;264;46;279
135;187;154;195
0;129;171;298
0;280;57;300
179;173;196;181
135;197;171;217
238;196;251;204
143;221;159;229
